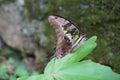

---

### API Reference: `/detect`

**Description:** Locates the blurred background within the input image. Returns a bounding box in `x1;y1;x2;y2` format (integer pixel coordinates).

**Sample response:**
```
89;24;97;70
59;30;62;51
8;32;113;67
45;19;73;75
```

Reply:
0;0;120;79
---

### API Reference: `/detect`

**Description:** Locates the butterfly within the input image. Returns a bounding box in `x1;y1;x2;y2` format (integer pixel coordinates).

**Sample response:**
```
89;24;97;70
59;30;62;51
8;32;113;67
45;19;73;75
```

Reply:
48;15;86;58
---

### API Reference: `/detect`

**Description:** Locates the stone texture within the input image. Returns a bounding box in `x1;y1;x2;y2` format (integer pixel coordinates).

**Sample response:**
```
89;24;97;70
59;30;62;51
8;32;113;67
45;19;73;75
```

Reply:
0;3;38;54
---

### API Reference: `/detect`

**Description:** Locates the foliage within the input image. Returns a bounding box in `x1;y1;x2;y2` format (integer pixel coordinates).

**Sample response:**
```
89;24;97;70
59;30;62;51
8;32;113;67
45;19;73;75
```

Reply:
0;58;29;80
0;0;15;5
18;36;120;80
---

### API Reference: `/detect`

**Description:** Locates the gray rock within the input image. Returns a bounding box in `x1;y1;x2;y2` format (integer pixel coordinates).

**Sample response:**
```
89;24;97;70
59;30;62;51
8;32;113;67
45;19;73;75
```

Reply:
0;3;43;55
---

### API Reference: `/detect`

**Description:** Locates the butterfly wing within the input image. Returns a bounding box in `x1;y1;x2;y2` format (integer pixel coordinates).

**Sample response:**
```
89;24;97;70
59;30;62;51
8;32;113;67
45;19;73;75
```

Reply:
48;15;85;58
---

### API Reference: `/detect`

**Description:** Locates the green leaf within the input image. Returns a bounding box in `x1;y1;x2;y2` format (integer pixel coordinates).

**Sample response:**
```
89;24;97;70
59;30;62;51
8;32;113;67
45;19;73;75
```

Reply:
10;75;17;80
17;74;54;80
54;60;120;80
14;65;29;77
0;63;9;79
44;36;97;74
17;36;120;80
22;60;120;80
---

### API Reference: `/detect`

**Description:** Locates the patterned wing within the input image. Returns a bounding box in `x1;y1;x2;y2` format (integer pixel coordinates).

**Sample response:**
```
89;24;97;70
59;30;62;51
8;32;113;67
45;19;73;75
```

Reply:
48;15;86;58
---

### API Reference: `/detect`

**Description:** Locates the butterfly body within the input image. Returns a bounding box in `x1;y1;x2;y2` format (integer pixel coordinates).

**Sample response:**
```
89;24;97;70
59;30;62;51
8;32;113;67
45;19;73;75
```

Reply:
48;15;86;58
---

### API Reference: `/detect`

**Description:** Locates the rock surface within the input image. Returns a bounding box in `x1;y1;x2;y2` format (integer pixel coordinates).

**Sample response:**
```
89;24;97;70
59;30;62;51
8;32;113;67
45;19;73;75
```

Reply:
0;3;39;54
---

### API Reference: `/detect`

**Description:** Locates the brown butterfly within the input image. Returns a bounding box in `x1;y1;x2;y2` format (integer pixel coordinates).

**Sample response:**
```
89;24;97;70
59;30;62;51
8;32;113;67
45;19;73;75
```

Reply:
48;15;86;58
